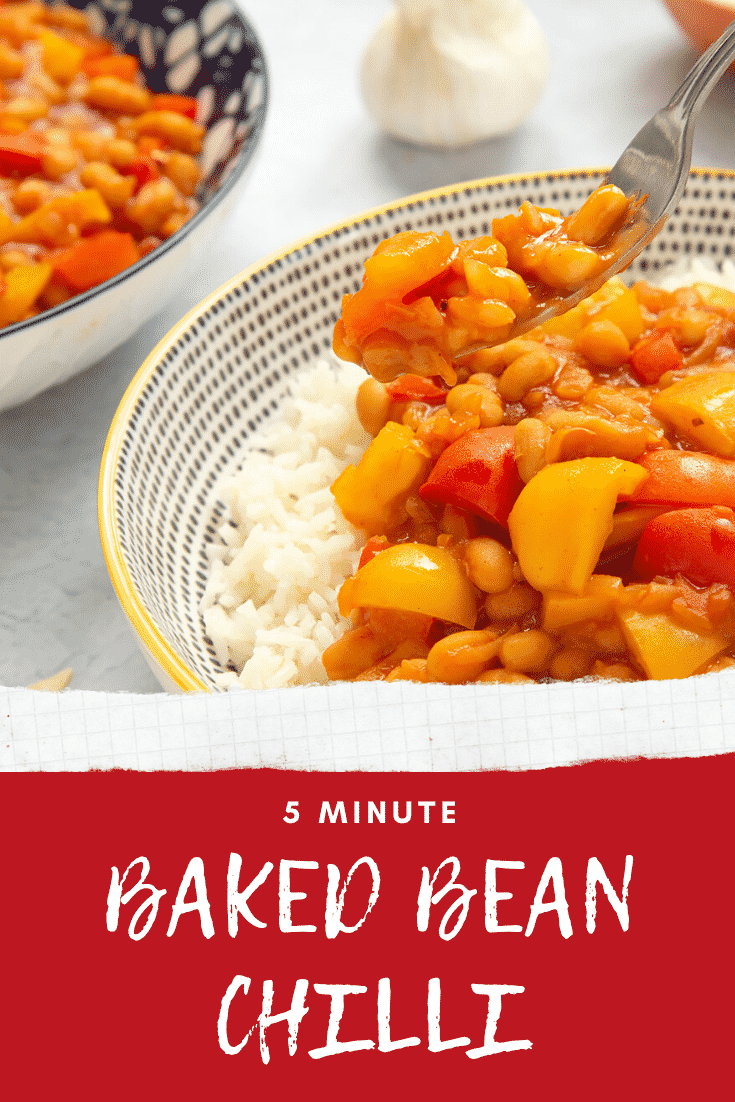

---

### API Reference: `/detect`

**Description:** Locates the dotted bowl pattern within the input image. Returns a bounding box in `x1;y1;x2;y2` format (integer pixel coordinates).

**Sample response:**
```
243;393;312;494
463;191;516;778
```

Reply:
104;167;735;691
73;0;267;200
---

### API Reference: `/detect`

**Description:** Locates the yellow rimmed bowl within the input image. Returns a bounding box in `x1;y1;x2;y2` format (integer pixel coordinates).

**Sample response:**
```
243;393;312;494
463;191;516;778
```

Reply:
100;166;735;692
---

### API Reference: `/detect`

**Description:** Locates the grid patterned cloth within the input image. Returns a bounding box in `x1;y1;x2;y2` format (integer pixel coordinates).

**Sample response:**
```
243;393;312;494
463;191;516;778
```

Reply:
2;673;734;771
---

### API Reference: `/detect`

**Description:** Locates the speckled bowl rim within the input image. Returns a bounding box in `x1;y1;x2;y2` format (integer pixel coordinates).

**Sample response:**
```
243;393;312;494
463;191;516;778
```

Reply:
99;165;735;693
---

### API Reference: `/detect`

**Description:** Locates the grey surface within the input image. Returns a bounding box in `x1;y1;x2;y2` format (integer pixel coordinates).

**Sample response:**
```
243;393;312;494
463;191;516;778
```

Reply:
2;0;733;693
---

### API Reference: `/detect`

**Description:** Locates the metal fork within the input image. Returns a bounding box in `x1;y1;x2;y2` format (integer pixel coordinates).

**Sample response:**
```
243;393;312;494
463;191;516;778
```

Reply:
516;18;735;332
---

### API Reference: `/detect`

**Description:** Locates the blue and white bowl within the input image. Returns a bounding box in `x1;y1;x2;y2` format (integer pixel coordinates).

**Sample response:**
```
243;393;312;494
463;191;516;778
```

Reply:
0;0;267;410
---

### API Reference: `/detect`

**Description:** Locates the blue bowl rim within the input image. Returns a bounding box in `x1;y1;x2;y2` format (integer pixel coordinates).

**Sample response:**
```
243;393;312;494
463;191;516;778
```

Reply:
0;5;269;342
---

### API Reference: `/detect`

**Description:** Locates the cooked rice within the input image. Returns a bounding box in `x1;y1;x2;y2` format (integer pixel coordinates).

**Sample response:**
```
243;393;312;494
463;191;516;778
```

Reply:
200;358;370;689
201;256;732;690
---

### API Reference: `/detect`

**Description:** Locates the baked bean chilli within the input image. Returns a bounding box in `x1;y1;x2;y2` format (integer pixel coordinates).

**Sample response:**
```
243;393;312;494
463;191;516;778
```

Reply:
325;183;735;685
0;2;204;328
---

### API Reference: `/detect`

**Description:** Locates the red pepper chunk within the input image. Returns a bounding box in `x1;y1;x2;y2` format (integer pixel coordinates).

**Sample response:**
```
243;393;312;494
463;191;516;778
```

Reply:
82;54;139;81
630;330;682;383
358;535;390;569
419;426;522;528
633;506;735;589
0;133;49;174
627;449;735;510
385;374;448;404
52;231;140;292
123;153;161;191
150;94;198;119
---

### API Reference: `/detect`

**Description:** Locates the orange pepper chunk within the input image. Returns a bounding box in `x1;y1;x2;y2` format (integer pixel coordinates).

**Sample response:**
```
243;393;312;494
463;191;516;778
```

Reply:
150;93;198;119
52;230;140;292
341;230;454;345
82;53;139;81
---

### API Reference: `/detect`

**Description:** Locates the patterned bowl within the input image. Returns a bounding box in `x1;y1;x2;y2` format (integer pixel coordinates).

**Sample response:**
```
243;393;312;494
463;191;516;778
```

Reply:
0;0;267;410
100;166;735;693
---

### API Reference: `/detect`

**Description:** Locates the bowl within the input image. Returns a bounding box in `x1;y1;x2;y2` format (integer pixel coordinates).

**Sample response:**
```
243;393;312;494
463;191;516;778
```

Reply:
0;0;267;410
99;166;735;693
661;0;735;53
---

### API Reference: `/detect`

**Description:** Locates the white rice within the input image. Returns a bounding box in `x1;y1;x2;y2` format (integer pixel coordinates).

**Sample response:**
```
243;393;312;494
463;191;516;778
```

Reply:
200;358;370;689
653;256;735;292
201;256;735;690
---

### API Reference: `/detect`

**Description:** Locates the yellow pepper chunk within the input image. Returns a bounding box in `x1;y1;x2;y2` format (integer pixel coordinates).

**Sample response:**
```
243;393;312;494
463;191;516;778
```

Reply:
338;544;477;629
616;607;731;680
0;189;112;247
0;262;51;327
331;421;432;536
542;574;623;633
38;29;85;83
650;372;735;457
692;282;735;317
539;276;644;343
508;457;649;595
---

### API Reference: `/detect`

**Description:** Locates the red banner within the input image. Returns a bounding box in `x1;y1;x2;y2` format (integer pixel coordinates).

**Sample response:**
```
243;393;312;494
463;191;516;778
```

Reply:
2;755;732;1098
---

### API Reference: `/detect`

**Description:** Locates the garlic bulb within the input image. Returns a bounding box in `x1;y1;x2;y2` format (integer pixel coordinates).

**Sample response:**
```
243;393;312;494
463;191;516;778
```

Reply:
361;0;551;148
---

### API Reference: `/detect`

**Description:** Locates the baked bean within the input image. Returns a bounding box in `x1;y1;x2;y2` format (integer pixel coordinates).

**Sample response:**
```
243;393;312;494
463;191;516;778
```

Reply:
476;337;550;376
425;629;501;683
564;183;629;246
127;177;177;234
439;504;477;542
163;151;200;197
104;138;137;169
12;179;52;214
80;161;135;208
386;658;431;682
72;129;108;160
574;319;630;368
41;145;78;180
552;360;594;400
0;249;33;271
356;376;391;436
133;110;205;154
466;372;498;390
590;624;627;656
160;210;191;237
590;661;638;681
445;382;503;427
497;345;557;402
476;668;533;684
3;97;47;122
28;70;65;105
514;418;550;483
84;76;151;115
549;647;592;681
531;240;603;290
584;386;648;420
522;388;546;409
484;583;540;621
322;625;386;681
464;259;531;312
499;629;555;673
542;409;655;462
464;537;514;594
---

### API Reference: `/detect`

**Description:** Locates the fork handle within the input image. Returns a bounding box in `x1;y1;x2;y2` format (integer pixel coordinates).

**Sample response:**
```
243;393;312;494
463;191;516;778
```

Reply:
667;19;735;122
